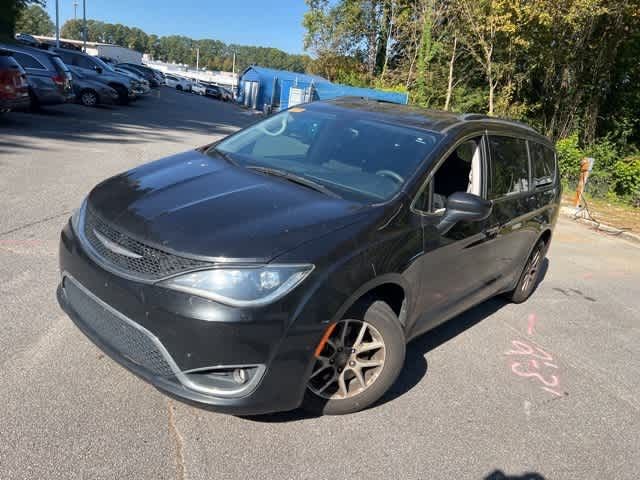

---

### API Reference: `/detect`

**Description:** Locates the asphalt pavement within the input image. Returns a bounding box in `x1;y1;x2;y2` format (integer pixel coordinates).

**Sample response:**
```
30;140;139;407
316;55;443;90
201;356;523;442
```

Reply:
1;88;639;480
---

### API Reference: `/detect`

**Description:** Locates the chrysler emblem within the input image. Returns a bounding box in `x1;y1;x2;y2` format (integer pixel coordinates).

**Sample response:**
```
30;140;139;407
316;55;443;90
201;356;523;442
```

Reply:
93;230;143;259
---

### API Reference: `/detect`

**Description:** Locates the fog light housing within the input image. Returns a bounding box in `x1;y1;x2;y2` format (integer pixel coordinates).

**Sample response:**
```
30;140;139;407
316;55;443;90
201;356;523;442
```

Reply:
182;365;265;398
233;368;248;384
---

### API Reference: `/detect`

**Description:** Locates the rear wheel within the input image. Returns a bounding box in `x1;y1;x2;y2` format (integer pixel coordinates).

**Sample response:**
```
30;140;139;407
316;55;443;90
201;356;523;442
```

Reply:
303;301;405;415
80;89;98;107
505;239;547;303
176;85;183;91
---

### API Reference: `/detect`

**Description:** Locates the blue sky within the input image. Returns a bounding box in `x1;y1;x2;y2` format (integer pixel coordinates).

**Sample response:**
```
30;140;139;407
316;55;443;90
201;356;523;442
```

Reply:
46;0;309;54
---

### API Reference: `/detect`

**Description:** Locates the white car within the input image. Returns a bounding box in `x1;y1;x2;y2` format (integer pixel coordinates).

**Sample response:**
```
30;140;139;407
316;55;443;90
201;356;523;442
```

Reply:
191;83;206;95
164;74;192;92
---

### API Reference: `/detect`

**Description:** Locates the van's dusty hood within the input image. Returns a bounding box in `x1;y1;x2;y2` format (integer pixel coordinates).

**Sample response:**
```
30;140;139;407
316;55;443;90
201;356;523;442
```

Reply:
87;150;369;262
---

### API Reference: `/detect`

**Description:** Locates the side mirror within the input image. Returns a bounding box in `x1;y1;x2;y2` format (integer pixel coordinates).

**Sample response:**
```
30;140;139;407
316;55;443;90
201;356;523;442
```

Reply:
437;192;492;234
94;66;103;74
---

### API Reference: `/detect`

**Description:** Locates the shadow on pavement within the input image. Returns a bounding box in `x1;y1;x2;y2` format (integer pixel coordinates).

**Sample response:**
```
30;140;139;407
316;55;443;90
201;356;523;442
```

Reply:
0;87;257;154
485;470;546;480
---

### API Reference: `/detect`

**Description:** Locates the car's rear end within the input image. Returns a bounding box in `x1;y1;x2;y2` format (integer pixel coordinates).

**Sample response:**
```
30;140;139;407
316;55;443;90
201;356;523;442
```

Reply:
49;54;75;103
0;50;30;112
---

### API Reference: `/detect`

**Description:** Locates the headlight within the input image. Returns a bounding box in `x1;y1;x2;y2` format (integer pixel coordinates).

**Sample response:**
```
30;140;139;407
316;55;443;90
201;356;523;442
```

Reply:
71;197;87;233
160;264;314;307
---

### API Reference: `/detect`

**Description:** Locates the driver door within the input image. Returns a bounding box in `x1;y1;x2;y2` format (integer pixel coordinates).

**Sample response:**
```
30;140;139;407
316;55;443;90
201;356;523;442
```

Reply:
410;134;501;336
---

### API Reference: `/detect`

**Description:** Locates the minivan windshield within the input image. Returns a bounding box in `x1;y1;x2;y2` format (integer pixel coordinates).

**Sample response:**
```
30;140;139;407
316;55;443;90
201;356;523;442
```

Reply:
92;56;115;73
209;107;440;202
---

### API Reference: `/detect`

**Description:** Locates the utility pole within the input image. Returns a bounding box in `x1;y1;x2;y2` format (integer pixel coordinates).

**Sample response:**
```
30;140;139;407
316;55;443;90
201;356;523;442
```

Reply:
195;47;200;85
73;0;78;20
232;51;236;95
82;0;87;52
55;0;60;47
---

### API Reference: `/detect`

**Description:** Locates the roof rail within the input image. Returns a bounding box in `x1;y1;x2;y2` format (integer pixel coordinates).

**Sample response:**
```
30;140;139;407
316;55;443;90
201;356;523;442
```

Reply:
458;113;538;133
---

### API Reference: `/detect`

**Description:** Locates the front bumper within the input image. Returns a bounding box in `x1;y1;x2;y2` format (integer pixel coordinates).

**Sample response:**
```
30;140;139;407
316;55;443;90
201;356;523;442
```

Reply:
57;220;324;415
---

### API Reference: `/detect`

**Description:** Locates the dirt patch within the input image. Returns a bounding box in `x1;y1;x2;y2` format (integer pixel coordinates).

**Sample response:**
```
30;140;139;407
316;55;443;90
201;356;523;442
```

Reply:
562;195;640;235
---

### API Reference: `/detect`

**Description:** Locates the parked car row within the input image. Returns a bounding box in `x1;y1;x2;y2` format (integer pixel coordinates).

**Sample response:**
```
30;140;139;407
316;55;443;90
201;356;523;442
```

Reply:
160;72;233;102
0;39;166;112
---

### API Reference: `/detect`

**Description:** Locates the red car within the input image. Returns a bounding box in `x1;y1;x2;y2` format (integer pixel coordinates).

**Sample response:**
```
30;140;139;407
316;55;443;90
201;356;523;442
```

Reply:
0;50;30;113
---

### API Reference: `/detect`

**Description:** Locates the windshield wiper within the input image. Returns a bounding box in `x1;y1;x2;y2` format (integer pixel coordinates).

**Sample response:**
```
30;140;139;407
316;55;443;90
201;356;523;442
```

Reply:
247;166;341;199
210;147;238;166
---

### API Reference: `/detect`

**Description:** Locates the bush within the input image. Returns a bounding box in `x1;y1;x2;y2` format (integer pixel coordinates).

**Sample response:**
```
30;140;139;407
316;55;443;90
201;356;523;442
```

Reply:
613;156;640;199
555;135;640;206
556;133;583;185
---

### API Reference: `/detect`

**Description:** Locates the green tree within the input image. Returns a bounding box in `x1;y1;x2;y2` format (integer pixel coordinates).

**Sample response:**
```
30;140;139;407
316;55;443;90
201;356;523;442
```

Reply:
1;0;45;40
14;4;53;35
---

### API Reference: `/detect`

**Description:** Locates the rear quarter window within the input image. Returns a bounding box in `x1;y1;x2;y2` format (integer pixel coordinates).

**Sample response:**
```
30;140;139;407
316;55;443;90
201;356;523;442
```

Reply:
529;142;557;188
11;52;45;70
488;136;530;199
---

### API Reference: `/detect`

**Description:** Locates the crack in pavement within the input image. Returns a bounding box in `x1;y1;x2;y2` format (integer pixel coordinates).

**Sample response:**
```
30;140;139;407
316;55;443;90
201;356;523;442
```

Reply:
167;400;186;480
0;211;72;238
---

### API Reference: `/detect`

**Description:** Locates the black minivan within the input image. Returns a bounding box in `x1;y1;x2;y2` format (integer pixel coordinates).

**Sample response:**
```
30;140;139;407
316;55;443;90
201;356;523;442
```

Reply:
57;98;560;415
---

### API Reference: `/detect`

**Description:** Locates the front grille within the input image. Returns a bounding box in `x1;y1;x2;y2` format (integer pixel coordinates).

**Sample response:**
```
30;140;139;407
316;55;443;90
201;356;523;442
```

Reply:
63;277;175;377
83;206;212;280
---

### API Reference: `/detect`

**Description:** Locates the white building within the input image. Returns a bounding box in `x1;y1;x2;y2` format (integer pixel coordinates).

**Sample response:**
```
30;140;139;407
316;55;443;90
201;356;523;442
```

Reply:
32;36;143;64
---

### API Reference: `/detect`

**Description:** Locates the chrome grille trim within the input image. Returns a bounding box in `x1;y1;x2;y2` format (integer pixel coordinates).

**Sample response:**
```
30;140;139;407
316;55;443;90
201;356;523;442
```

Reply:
77;204;213;282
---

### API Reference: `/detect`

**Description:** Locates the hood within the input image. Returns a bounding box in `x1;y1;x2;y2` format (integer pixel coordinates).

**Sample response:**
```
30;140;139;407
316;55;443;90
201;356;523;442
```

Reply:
87;150;371;262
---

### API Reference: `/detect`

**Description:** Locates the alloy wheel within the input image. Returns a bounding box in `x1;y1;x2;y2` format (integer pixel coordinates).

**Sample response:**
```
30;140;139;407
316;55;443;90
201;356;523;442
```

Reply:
308;320;386;400
521;246;543;293
81;91;97;107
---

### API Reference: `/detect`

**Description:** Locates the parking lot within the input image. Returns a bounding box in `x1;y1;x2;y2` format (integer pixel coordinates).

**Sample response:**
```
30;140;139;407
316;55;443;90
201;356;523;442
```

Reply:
1;88;639;480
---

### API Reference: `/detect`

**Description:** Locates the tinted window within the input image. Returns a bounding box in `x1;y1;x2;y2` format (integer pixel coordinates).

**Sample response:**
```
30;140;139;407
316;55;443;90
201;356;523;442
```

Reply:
530;142;556;187
489;136;530;199
74;54;97;70
212;108;440;202
11;52;45;70
56;51;73;64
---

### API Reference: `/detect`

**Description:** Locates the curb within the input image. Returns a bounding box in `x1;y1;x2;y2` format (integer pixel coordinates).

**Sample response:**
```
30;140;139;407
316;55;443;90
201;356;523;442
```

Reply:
559;206;640;245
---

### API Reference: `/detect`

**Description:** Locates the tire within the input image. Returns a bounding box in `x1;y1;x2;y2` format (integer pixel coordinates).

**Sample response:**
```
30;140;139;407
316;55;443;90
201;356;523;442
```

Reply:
111;84;129;105
505;239;548;303
176;85;183;91
28;88;40;111
80;89;98;107
302;300;405;415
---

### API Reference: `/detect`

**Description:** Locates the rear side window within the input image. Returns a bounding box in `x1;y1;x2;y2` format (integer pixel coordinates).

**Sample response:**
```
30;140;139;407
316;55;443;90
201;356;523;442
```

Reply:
488;136;530;199
529;142;556;187
11;52;45;70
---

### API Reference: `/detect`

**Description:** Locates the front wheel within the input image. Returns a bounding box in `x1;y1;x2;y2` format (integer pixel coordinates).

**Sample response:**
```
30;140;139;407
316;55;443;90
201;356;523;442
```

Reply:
303;301;405;415
80;89;98;107
505;239;547;303
111;84;129;105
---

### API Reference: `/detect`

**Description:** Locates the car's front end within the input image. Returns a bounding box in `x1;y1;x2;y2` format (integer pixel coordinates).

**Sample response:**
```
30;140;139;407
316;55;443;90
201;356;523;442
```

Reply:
57;209;323;414
56;143;379;414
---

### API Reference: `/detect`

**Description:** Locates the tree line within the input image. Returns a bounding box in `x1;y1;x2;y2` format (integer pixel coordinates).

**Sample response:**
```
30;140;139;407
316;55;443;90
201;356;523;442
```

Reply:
304;0;640;205
6;1;640;205
58;18;312;74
